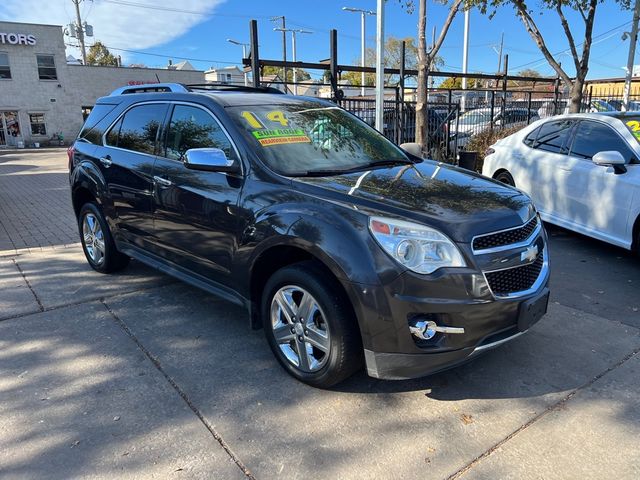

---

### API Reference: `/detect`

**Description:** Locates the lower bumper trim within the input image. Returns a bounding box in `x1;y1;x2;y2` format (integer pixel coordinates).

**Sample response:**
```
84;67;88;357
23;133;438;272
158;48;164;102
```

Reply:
364;328;527;380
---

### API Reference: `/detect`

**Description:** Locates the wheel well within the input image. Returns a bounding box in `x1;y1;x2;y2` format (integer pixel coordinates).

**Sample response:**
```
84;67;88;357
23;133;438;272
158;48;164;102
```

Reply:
249;245;357;331
493;168;509;179
72;187;96;217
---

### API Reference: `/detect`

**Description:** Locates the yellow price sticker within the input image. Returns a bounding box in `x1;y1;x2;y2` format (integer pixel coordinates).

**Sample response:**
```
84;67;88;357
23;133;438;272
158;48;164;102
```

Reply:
626;120;640;132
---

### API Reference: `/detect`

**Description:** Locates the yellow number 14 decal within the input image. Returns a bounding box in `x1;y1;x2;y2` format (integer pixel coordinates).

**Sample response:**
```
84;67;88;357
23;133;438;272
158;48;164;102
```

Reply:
266;111;289;127
241;110;289;129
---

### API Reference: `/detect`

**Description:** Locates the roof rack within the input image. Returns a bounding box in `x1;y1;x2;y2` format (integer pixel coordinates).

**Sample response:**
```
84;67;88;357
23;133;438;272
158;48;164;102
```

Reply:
185;83;285;94
109;83;189;96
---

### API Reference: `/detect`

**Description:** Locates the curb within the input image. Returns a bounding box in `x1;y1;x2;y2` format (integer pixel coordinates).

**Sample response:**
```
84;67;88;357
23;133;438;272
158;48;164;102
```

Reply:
0;242;81;258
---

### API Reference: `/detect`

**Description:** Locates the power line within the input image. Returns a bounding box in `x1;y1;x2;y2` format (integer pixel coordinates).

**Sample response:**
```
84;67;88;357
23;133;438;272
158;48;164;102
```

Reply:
511;20;633;71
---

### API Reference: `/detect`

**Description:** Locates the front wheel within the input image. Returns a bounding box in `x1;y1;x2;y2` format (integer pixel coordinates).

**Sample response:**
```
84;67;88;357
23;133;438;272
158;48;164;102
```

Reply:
262;262;362;388
494;170;515;187
78;203;129;273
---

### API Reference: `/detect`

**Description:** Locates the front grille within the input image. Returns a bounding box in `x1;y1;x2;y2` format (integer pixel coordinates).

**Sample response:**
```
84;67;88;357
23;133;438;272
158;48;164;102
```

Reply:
485;251;544;296
473;216;538;252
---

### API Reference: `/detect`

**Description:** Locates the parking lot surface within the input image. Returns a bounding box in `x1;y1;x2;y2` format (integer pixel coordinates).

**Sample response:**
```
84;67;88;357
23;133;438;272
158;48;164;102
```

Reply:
1;150;639;479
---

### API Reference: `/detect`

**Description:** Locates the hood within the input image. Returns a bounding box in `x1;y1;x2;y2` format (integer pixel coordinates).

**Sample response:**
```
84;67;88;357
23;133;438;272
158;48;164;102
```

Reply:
293;161;535;242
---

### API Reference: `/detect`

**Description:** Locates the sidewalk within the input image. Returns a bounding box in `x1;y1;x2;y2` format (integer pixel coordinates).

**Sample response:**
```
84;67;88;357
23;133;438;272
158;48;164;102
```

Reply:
0;149;78;255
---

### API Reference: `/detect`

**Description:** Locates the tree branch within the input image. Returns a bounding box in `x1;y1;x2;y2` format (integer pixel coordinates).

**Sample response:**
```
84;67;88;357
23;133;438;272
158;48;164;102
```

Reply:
427;0;464;65
512;0;572;86
577;4;588;23
556;2;581;72
579;0;598;76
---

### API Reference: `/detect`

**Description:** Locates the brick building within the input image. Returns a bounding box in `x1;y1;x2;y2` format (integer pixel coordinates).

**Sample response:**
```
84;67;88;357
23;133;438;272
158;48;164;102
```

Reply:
0;20;205;147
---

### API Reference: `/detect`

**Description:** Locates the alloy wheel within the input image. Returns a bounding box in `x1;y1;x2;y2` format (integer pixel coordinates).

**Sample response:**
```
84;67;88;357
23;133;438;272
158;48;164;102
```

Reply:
270;285;331;372
82;213;106;266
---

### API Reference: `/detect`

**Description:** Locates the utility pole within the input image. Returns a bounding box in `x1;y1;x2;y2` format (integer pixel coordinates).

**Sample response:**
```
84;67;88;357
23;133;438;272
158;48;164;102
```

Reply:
375;0;385;132
342;7;376;97
72;0;87;65
431;26;436;88
274;28;312;95
271;16;288;89
461;8;470;112
623;0;640;111
227;39;249;86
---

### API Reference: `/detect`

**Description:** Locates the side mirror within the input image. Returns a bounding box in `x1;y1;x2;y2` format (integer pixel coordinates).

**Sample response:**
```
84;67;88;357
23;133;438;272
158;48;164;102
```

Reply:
592;150;627;174
400;142;425;159
183;148;239;173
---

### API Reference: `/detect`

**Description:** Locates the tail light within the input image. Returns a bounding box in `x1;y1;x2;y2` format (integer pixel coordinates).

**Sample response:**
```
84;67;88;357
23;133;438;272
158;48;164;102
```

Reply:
67;144;75;171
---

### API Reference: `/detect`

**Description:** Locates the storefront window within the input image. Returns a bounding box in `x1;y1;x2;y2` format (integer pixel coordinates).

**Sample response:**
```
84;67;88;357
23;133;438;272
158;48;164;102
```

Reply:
29;113;47;136
0;53;10;79
36;54;57;80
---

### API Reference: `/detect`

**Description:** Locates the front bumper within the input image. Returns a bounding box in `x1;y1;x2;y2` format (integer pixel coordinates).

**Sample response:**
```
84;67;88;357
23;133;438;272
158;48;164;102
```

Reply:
348;224;550;380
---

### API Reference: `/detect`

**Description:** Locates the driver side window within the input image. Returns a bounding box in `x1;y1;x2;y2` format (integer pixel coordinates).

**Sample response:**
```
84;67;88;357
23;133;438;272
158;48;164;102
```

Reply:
568;120;635;162
164;105;236;162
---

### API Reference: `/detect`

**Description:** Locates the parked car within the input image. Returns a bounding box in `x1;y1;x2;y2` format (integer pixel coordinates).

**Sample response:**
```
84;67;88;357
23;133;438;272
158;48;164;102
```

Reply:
482;112;640;251
70;83;550;388
451;107;539;150
606;99;640;112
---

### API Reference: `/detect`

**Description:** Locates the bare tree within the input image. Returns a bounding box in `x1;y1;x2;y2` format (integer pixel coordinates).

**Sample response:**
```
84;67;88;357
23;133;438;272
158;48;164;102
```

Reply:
471;0;631;113
415;0;464;154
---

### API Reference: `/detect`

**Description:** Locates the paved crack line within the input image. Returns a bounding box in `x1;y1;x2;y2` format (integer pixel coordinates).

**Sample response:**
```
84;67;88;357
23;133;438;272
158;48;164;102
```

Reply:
446;346;640;480
0;281;177;323
100;299;256;480
12;258;44;312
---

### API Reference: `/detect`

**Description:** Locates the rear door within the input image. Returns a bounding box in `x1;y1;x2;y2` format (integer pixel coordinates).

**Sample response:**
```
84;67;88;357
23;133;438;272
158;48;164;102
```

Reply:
94;102;169;248
151;102;244;284
515;119;574;217
564;120;636;243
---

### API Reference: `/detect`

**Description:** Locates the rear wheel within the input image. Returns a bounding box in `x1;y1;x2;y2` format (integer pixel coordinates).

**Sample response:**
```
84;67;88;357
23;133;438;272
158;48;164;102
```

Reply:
494;170;515;187
78;203;129;273
262;261;362;388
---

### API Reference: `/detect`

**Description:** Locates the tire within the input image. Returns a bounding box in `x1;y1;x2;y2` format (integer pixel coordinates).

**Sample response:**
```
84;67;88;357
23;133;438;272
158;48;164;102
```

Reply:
78;202;129;273
494;170;515;187
262;261;363;388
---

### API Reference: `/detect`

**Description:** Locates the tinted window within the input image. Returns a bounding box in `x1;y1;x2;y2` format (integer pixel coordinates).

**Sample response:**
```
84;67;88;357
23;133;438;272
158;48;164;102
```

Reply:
0;52;10;79
523;127;538;147
80;103;118;145
36;55;57;80
164;105;236;161
569;120;635;162
534;119;574;154
107;103;167;154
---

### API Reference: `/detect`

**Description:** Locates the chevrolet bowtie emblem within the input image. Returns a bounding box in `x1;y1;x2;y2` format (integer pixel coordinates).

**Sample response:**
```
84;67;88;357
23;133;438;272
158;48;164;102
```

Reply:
521;245;539;263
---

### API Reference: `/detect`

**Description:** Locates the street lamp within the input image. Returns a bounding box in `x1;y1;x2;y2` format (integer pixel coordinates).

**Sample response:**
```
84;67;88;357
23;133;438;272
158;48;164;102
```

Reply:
227;38;249;86
342;6;376;97
274;28;313;95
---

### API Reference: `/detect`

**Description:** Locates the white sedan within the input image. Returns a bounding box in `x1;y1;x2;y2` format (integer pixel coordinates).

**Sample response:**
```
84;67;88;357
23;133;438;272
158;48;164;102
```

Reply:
482;112;640;252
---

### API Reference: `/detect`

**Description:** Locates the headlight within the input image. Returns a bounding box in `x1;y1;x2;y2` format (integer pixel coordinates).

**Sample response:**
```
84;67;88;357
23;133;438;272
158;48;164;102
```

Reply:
368;216;466;274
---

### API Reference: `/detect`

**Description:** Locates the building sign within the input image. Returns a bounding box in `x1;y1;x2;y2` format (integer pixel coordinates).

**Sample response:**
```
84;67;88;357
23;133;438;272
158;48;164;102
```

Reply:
0;33;37;46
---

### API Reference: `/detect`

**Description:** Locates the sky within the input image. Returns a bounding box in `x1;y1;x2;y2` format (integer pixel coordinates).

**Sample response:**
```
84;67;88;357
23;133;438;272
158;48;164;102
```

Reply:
0;0;637;81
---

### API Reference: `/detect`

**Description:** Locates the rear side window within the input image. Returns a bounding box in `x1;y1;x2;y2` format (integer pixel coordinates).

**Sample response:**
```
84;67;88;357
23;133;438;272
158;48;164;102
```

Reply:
79;103;118;144
533;119;574;154
569;120;636;162
105;103;168;155
163;104;236;161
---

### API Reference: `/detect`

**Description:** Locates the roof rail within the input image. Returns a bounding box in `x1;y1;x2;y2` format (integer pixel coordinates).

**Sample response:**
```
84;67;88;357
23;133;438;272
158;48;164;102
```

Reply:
185;83;285;94
109;83;189;96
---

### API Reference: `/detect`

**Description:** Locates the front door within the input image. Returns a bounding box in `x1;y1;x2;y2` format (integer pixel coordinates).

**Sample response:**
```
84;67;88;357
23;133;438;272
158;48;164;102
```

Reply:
94;102;169;248
152;103;244;284
564;120;637;244
0;112;20;147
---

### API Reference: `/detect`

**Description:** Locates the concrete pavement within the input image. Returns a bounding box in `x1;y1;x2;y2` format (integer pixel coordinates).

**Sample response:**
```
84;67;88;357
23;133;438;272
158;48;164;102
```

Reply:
1;150;639;479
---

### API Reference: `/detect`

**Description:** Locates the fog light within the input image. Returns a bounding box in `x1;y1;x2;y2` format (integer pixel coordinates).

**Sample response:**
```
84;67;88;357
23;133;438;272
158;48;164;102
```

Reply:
409;319;465;340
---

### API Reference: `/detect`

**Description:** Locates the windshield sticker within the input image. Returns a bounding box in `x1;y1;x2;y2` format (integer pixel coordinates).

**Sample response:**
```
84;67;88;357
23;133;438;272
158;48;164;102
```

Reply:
241;110;290;129
626;120;640;141
252;128;311;147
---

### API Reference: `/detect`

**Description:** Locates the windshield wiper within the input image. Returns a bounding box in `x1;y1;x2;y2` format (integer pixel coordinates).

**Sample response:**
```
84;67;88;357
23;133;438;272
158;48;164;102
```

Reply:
289;159;416;178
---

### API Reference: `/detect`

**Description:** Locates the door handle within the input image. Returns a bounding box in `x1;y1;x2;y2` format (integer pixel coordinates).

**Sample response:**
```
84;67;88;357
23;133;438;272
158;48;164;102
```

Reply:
99;156;112;168
153;175;172;187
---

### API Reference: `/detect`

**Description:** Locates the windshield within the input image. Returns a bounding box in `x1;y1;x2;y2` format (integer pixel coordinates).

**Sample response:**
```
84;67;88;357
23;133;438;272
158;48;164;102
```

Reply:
226;103;411;176
458;110;492;125
622;116;640;143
